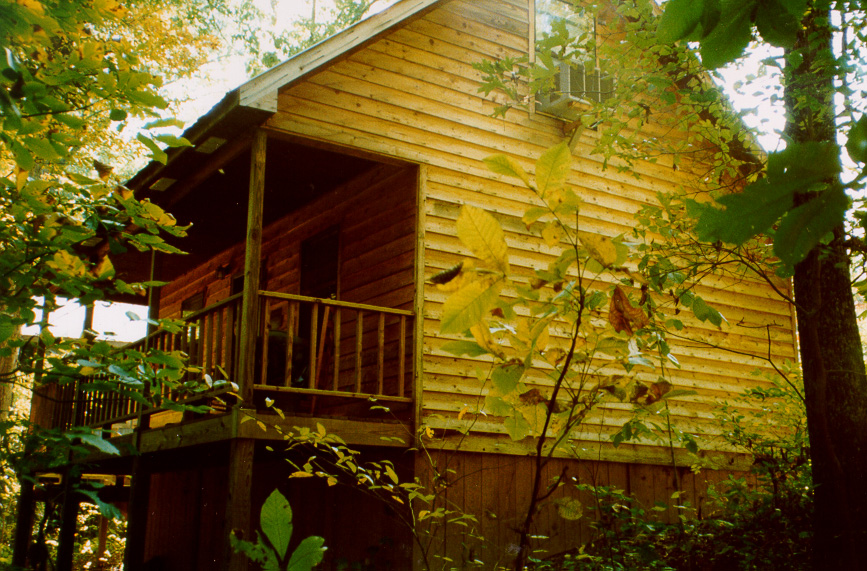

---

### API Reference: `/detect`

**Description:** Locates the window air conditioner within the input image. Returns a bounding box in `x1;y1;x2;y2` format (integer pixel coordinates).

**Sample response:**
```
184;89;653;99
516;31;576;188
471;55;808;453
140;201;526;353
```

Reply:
536;60;614;120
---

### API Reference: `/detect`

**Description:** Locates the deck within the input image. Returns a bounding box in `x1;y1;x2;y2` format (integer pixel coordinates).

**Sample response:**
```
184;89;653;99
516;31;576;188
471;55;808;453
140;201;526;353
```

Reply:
31;291;417;455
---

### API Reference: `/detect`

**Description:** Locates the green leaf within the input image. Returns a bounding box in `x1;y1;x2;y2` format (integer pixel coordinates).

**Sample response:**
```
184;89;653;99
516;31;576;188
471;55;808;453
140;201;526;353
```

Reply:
699;0;753;69
695;178;796;245
456;206;509;273
691;296;723;327
491;363;524;394
440;281;501;335
535;142;571;199
136;133;168;164
657;0;705;42
484;154;530;187
774;185;848;268
286;536;326;571
109;109;128;121
755;0;799;48
144;117;185;129
26;137;63;161
846;115;867;164
154;134;193;148
260;490;293;560
76;432;120;455
440;340;489;357
504;414;531;441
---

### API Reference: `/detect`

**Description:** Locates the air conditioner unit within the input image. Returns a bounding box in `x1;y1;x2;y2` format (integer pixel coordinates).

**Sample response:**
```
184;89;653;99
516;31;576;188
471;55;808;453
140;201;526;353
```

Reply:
536;60;614;120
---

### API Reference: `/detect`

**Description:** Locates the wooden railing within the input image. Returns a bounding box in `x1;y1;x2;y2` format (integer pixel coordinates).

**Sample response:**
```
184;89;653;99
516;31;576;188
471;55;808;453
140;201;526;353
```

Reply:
36;295;244;431
34;291;415;432
256;291;414;403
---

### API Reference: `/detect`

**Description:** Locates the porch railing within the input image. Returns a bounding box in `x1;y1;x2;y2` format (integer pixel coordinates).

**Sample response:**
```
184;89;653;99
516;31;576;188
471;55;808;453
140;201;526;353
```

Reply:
255;291;414;403
33;291;414;432
35;294;244;432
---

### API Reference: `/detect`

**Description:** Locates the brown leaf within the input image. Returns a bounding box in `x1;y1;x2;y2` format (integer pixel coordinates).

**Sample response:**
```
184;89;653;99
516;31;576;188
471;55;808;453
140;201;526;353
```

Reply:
519;388;547;406
609;285;650;336
430;262;463;285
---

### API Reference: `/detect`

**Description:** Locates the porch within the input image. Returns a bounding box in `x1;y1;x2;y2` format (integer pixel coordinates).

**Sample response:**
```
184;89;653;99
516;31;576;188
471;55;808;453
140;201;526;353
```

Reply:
32;129;422;451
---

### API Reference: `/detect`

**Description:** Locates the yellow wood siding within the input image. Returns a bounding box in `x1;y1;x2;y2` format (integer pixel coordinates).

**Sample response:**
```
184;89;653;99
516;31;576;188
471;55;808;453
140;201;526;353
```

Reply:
263;0;795;464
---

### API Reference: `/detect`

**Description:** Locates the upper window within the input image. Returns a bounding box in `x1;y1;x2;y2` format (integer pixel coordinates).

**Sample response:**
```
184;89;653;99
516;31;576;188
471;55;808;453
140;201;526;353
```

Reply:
535;0;613;113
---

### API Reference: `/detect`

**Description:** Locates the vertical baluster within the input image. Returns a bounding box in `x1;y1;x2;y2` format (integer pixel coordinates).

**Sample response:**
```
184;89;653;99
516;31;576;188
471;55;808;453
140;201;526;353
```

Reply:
206;310;215;380
285;301;296;387
377;313;385;396
333;309;341;391
225;301;235;382
214;307;224;380
260;298;271;386
355;311;363;393
308;303;318;390
399;315;406;397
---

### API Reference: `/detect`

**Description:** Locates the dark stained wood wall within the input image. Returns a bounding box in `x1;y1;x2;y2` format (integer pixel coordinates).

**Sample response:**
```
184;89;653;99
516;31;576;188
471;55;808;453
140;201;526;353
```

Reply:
157;162;417;320
415;450;757;566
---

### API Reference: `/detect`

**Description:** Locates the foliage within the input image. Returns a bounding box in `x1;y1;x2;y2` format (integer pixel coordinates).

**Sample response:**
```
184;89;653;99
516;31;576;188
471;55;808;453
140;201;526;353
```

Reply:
247;410;480;571
232;0;383;75
516;372;810;570
232;489;326;571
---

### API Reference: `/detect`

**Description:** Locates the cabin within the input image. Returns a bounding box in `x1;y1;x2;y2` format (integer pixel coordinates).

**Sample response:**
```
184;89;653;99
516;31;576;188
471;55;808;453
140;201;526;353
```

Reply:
20;0;796;570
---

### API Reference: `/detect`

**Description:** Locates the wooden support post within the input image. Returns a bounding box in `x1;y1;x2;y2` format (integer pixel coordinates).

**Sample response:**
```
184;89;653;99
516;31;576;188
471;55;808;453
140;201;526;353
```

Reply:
123;455;151;571
237;130;267;404
11;473;35;567
223;438;255;571
56;470;81;571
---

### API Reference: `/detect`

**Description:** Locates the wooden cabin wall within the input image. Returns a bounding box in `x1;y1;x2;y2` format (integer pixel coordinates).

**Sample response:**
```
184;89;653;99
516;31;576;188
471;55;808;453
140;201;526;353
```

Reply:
415;450;756;566
157;163;417;320
267;0;797;464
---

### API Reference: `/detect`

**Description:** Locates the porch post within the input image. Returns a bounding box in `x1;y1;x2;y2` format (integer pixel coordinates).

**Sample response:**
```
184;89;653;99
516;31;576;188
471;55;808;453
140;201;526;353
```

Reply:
223;129;266;571
237;129;267;404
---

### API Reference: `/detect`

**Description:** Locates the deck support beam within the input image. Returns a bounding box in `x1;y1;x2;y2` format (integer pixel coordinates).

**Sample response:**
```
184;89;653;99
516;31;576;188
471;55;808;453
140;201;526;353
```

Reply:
11;473;35;567
56;470;81;571
238;130;267;405
223;437;255;571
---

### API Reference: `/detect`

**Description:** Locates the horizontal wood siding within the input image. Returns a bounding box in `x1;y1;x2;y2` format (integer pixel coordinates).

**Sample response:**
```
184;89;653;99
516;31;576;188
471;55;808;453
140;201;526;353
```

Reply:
264;0;796;466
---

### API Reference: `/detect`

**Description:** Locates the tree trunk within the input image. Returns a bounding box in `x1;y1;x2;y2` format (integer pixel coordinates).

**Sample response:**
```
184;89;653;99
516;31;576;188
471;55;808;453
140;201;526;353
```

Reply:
0;323;22;421
788;3;867;568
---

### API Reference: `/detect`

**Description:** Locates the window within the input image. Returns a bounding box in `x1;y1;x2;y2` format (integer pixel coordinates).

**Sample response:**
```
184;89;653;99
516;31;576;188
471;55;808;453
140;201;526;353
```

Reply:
535;0;614;117
181;291;205;319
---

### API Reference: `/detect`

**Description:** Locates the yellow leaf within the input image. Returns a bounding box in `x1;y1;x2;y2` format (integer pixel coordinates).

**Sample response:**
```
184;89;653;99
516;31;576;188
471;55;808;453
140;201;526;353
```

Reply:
457;405;469;420
555;497;584;521
440;280;501;335
418;510;430;520
80;366;99;376
484;154;531;187
93;256;114;280
15;168;28;191
327;477;337;487
541;222;563;247
456;205;509;273
289;471;315;479
535;142;572;199
577;231;618;269
470;323;501;357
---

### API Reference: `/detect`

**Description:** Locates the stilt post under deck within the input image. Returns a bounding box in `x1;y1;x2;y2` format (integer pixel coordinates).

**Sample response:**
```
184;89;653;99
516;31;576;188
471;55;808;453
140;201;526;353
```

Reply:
56;469;81;571
223;129;267;571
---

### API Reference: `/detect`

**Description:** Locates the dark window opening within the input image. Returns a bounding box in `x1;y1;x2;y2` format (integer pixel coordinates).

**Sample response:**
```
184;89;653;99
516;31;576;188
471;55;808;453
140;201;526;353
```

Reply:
181;291;205;319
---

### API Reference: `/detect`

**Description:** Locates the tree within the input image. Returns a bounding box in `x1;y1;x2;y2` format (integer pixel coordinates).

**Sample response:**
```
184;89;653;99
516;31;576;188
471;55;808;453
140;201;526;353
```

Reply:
658;1;867;568
474;0;867;568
